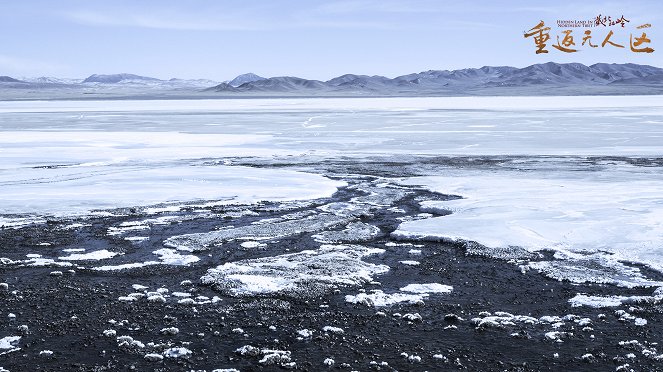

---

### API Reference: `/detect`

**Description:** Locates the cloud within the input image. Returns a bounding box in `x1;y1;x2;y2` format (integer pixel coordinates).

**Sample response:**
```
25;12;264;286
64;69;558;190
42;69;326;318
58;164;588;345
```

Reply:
60;1;450;32
63;9;266;31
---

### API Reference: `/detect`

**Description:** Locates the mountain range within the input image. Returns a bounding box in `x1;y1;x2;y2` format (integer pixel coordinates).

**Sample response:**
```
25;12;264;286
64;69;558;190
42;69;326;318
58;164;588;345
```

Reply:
0;73;219;90
1;63;662;98
206;63;663;95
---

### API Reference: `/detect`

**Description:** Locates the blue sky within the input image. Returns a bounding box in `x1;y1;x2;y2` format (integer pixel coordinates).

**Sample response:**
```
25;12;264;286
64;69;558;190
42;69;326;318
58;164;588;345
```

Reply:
1;0;661;80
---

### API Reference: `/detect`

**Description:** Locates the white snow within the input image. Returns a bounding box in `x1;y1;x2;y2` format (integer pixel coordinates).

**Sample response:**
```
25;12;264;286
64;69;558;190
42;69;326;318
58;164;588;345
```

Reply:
153;248;199;266
146;295;166;303
144;353;164;362
0;256;74;269
240;241;264;248
0;216;45;229
92;248;199;271
163;347;191;358
0;336;20;350
59;249;119;261
322;326;344;334
125;236;149;243
93;262;157;271
258;349;292;366
400;283;453;294
403;313;423;322
569;294;632;308
544;331;569;342
62;248;86;253
408;355;422;363
116;335;145;348
345;290;426;307
108;225;150;236
297;329;313;338
201;245;387;296
471;313;538;329
160;327;179;335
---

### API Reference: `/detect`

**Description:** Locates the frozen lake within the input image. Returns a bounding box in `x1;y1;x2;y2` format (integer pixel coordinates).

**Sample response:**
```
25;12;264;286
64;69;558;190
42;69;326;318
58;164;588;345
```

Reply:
1;96;663;272
1;96;663;159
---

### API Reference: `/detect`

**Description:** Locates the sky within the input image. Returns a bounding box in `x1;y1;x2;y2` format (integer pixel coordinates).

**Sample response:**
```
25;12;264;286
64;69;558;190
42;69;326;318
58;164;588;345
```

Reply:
1;0;662;81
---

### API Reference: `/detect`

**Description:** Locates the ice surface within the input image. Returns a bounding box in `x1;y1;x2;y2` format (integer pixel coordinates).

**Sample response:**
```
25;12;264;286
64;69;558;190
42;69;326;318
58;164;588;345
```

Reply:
395;170;663;272
0;162;344;218
200;245;388;296
312;222;381;243
165;213;353;252
526;256;660;288
2;96;662;221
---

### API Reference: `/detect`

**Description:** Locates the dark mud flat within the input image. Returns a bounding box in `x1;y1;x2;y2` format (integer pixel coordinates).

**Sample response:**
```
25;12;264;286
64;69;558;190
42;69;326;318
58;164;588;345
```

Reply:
1;161;663;372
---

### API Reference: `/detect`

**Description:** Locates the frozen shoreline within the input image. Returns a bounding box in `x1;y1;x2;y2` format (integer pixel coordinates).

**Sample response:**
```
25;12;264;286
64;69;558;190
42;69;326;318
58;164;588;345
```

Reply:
1;165;662;371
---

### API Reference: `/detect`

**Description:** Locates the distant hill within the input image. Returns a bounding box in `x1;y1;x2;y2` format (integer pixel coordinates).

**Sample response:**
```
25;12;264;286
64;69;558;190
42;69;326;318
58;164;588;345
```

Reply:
228;73;266;87
208;63;663;95
0;76;24;83
2;63;663;98
82;73;161;84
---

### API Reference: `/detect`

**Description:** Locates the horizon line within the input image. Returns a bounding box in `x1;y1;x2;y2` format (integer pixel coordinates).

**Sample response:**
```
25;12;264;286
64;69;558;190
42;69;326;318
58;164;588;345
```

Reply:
3;61;662;82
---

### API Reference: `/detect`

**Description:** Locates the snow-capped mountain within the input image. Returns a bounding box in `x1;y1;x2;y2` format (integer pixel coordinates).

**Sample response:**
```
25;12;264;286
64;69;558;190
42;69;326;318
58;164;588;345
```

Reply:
228;73;266;87
21;77;82;85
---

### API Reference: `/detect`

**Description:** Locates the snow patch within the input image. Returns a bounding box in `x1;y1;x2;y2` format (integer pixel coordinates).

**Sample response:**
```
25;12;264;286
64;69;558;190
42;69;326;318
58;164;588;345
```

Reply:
201;245;387;297
59;249;119;261
400;283;453;294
